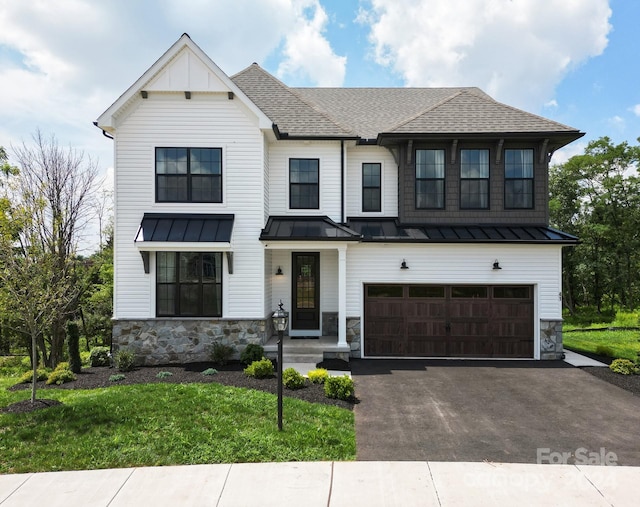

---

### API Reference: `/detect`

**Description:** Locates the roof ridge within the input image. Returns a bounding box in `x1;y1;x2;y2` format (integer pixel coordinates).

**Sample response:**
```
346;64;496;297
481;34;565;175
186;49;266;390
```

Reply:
232;64;354;135
386;90;466;132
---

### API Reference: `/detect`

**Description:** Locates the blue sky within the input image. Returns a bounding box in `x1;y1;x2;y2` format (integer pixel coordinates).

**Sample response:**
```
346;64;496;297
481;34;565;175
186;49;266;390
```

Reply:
0;0;637;250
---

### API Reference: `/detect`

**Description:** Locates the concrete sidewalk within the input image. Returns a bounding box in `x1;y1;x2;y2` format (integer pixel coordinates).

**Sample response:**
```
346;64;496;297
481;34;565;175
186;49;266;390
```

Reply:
1;461;637;506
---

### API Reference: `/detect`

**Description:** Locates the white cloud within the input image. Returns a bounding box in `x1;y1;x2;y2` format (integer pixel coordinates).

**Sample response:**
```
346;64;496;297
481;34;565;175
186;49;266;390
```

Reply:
276;0;346;86
359;0;612;109
544;100;558;109
632;104;640;117
607;115;626;131
551;141;586;165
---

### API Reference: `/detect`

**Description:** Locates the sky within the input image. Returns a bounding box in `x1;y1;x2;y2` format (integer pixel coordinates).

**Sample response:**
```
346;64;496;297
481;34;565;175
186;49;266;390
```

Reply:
0;0;638;252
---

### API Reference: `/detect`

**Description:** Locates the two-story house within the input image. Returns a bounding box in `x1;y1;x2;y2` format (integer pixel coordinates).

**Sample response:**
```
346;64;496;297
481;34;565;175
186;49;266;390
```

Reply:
96;34;582;365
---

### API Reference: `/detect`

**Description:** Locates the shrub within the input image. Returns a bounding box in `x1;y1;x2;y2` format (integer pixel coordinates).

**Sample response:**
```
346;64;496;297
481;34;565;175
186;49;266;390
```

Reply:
90;346;111;367
67;321;82;374
156;371;173;379
609;358;639;375
241;344;264;365
18;369;49;384
201;368;218;376
114;350;136;372
210;343;235;366
109;374;126;382
0;356;29;377
20;356;32;369
307;368;329;384
283;367;306;389
324;375;355;401
612;311;639;328
243;357;274;378
80;351;91;367
46;364;76;385
595;345;615;357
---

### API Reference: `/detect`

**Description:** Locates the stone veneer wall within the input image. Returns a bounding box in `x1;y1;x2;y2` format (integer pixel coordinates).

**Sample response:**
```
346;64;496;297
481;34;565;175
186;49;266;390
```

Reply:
539;319;563;360
322;312;338;336
346;317;361;358
112;319;268;365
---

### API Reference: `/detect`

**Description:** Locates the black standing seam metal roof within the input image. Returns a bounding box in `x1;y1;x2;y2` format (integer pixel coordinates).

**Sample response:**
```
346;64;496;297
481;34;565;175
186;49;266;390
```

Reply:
135;214;235;243
260;216;361;241
346;219;579;244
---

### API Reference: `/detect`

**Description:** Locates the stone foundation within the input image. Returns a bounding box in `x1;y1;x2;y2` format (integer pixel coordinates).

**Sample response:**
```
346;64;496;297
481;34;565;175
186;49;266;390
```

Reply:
322;312;338;336
112;319;268;365
346;317;361;358
540;319;563;360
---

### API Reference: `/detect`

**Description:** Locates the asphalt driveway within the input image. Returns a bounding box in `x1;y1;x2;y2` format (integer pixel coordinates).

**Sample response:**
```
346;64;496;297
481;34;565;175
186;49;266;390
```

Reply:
351;359;640;465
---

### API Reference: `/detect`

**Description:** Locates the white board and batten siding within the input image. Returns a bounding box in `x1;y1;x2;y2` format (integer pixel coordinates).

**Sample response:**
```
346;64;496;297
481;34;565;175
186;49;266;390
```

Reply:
113;93;266;320
345;243;563;319
268;141;342;222
345;145;398;218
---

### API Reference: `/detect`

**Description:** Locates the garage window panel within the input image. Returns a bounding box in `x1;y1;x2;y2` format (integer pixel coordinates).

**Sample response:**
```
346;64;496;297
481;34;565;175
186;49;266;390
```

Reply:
409;286;445;298
367;285;403;298
451;286;488;298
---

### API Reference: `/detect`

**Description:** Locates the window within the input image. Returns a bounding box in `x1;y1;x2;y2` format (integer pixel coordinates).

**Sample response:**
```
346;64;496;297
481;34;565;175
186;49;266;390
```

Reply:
362;163;381;212
416;149;445;209
451;286;488;298
409;286;445;298
505;149;534;209
367;285;403;298
156;148;222;202
156;252;222;317
460;149;489;209
290;158;319;209
493;286;530;299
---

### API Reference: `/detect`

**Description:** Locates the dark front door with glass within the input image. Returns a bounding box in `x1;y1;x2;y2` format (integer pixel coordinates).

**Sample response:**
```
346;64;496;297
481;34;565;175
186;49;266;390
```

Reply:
292;252;320;330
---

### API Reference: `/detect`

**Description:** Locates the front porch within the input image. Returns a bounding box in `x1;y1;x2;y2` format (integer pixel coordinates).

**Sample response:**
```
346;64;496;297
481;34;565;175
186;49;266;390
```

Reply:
263;335;351;364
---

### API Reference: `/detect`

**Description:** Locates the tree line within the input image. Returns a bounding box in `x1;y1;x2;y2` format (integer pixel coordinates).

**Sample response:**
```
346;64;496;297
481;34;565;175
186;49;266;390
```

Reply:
0;133;113;385
550;136;640;314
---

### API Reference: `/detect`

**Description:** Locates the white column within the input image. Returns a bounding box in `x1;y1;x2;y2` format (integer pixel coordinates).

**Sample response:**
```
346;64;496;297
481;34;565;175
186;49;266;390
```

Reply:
338;245;347;346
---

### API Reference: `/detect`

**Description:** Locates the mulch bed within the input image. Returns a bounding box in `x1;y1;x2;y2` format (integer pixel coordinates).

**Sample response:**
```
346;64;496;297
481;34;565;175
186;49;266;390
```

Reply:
581;366;640;396
3;361;355;414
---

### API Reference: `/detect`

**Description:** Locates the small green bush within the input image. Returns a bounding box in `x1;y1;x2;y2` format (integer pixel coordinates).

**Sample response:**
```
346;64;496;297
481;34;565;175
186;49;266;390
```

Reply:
54;361;70;372
307;368;329;384
324;375;355;401
201;368;218;376
156;371;173;379
243;357;274;378
283;367;306;389
241;344;264;365
612;311;639;328
80;351;91;367
90;346;111;367
210;343;235;366
20;356;32;369
595;345;615;357
46;365;76;385
609;358;639;375
114;350;135;372
109;374;126;382
18;369;49;384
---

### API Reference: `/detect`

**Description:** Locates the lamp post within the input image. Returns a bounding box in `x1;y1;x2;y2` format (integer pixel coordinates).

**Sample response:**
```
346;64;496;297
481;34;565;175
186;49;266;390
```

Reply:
271;300;288;431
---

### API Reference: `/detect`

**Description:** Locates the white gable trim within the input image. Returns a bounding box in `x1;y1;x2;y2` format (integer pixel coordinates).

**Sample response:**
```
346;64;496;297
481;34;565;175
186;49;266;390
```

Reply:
96;34;271;131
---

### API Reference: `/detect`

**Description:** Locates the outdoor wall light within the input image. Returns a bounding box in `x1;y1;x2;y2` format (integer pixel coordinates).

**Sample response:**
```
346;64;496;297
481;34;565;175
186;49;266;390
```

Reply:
400;259;409;270
275;266;283;276
493;260;502;270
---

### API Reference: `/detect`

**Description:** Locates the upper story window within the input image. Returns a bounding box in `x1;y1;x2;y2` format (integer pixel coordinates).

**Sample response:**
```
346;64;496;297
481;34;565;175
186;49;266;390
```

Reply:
460;149;489;209
362;163;381;212
290;158;319;209
156;148;222;203
156;251;222;317
504;149;534;209
416;149;445;209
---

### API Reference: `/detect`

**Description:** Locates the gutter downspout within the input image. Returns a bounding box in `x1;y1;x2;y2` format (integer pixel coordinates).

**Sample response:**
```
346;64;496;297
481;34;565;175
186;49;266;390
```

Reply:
340;140;345;224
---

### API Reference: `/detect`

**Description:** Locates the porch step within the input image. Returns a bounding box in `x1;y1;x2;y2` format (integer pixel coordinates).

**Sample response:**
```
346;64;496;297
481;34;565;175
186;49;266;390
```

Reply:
282;352;323;364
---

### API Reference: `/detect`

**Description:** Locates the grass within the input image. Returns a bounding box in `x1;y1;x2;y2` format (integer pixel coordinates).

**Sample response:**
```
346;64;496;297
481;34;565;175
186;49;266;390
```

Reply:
0;377;355;474
563;330;640;361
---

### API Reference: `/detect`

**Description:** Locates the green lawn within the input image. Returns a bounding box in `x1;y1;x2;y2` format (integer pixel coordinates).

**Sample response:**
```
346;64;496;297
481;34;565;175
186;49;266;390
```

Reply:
563;329;640;361
0;377;355;474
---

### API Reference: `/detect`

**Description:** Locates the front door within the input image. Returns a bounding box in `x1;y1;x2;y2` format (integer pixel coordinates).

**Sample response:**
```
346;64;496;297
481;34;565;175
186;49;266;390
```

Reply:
292;252;320;331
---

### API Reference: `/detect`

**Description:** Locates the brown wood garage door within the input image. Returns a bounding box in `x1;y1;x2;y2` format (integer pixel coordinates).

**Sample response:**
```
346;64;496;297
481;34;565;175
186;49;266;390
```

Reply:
364;284;533;358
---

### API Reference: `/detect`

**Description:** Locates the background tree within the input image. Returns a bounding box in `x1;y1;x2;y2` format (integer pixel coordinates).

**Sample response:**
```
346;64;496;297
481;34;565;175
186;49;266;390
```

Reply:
8;131;99;367
550;137;640;313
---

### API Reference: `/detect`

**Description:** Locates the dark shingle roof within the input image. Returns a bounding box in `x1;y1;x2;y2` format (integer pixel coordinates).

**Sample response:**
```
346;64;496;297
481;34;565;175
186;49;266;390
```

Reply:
231;63;582;142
